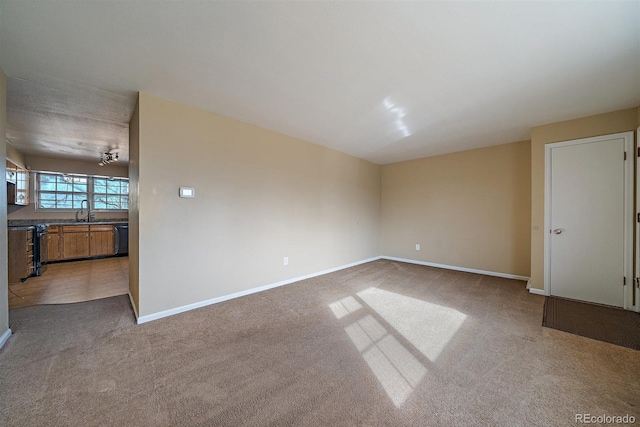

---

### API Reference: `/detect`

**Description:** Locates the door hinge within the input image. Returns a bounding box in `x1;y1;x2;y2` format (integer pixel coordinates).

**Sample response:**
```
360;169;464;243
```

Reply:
623;277;626;286
624;151;627;161
637;213;640;223
637;147;640;157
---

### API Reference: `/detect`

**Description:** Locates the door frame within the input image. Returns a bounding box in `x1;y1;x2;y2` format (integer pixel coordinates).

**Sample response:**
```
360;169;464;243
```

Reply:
544;131;635;310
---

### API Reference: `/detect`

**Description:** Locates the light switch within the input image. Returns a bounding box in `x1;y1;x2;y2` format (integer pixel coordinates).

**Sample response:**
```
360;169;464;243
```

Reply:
179;187;195;198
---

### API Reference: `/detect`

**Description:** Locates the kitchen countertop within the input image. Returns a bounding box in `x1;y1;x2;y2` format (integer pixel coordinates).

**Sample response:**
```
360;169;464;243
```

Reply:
8;219;128;227
42;221;128;226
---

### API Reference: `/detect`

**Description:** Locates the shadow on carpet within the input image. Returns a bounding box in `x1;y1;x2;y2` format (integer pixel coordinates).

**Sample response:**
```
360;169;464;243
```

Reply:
543;296;640;351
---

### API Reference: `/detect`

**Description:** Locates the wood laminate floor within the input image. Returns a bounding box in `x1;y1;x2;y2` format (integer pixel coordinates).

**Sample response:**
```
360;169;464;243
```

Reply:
8;256;129;309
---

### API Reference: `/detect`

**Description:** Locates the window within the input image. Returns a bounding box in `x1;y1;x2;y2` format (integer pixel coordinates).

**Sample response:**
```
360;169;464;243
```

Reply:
37;173;88;209
93;177;129;210
36;172;128;211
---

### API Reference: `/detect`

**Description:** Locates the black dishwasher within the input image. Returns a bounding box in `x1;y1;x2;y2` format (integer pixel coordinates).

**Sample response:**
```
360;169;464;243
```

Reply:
114;224;129;255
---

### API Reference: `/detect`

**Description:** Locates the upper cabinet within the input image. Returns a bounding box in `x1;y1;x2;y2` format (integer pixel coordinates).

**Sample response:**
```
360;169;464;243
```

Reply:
6;159;29;206
6;160;17;183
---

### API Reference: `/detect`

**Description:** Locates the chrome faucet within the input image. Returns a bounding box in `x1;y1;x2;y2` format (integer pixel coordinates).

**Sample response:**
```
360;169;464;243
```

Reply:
76;199;95;222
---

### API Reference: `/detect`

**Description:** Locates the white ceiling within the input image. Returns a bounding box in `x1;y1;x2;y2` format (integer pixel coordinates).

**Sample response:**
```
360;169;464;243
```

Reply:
6;77;134;162
0;1;638;165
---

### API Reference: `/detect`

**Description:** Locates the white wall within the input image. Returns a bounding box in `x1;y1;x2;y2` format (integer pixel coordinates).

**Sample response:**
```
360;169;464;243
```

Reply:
0;68;11;348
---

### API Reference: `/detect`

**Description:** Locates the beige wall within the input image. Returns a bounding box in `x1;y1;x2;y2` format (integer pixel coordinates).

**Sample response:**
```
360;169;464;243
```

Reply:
5;141;26;167
1;69;9;340
7;154;129;221
135;93;381;317
381;141;531;277
26;155;128;178
529;108;639;290
128;96;139;314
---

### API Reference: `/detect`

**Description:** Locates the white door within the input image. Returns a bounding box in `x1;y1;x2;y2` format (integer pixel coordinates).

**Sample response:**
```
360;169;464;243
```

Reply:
545;132;633;308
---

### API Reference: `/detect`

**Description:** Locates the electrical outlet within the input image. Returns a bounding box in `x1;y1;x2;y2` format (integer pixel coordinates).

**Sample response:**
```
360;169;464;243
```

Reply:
415;244;420;251
284;257;289;266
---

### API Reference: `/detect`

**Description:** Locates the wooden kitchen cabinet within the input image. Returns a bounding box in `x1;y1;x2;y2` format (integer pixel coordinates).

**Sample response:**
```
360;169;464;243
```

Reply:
46;226;62;261
90;225;115;257
58;224;115;260
8;228;35;283
6;160;16;182
61;225;90;260
6;160;29;206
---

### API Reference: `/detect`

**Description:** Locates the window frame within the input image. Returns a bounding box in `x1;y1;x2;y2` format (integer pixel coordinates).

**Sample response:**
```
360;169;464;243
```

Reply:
35;171;129;212
91;176;129;211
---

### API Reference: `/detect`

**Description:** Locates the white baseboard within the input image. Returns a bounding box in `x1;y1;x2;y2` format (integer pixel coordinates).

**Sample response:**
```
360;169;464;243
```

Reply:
525;278;548;296
381;256;530;282
136;256;383;324
127;292;139;320
0;328;12;350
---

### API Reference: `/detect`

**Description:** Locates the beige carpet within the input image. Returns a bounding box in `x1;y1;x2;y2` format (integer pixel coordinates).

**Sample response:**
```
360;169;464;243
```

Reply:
1;259;638;426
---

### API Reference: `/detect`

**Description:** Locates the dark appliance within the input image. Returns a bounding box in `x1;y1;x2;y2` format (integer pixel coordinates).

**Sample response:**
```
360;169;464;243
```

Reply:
34;224;48;276
114;224;128;255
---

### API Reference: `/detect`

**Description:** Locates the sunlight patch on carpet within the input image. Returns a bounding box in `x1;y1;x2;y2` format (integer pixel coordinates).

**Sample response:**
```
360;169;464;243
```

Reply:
357;287;467;362
344;314;426;406
329;296;363;319
330;288;466;407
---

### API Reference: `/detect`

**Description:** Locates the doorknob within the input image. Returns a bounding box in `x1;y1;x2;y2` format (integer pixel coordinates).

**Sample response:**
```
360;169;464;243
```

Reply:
552;229;562;234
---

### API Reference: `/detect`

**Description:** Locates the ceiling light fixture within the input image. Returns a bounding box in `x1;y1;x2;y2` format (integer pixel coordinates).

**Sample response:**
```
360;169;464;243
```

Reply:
98;152;119;166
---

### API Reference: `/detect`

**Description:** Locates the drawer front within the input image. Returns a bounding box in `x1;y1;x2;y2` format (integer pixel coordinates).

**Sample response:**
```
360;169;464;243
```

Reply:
48;225;60;233
63;225;90;233
90;225;114;232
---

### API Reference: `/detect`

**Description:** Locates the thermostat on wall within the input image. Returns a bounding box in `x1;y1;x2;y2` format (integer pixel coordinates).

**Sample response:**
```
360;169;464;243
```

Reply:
179;187;195;198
